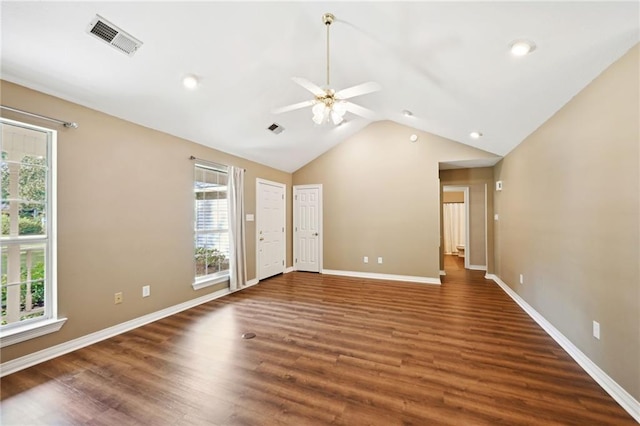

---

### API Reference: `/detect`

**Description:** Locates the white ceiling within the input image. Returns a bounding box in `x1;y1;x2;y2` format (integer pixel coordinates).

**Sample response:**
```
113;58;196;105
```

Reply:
1;2;638;173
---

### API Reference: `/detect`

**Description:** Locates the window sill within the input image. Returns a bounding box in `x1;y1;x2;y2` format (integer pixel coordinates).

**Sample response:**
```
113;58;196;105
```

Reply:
0;317;67;349
193;273;229;290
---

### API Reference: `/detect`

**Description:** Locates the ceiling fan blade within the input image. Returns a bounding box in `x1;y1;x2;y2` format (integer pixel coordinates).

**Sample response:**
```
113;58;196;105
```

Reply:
272;99;315;114
292;77;326;97
344;102;378;120
335;81;381;100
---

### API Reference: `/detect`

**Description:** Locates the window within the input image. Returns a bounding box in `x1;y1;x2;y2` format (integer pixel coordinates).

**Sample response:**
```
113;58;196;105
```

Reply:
194;164;229;287
1;118;64;346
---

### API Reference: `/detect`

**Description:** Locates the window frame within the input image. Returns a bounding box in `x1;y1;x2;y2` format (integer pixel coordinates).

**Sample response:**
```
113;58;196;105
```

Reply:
193;162;230;290
0;118;66;348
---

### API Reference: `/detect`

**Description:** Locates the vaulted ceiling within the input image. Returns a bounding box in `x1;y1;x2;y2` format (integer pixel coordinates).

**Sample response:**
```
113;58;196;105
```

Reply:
2;2;638;172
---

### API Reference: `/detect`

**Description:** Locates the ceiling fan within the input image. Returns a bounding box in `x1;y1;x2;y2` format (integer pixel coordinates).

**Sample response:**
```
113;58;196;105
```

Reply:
273;12;381;125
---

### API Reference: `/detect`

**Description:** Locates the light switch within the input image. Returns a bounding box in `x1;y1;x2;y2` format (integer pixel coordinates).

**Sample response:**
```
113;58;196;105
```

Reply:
593;321;600;339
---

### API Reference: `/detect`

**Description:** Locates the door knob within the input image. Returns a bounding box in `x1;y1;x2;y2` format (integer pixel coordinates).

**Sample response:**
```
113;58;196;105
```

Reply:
313;232;318;236
259;237;264;241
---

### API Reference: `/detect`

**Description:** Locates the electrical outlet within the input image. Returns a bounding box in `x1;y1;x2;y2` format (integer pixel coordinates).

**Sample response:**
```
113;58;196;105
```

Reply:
378;257;383;264
593;321;600;339
142;285;150;298
363;256;368;263
114;292;123;304
519;274;524;285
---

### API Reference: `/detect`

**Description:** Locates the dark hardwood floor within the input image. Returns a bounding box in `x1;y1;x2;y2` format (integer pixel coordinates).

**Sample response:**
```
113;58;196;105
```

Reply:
1;260;635;425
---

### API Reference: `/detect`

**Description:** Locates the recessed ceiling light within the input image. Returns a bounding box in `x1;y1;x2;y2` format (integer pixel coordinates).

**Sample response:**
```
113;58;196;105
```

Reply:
402;110;413;117
182;74;199;89
470;131;483;139
509;39;536;57
409;134;418;142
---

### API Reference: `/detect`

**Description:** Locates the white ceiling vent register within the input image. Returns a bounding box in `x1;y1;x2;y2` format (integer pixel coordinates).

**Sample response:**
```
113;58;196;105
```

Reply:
86;15;142;56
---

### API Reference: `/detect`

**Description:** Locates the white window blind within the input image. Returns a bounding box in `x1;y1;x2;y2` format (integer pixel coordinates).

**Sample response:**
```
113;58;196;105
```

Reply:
194;164;229;280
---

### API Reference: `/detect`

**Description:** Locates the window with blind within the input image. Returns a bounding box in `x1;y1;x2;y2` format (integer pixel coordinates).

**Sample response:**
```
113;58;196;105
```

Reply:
194;164;230;284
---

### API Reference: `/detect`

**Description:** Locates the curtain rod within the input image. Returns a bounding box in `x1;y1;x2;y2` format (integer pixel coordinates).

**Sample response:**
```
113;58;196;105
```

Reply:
1;105;78;128
189;156;245;171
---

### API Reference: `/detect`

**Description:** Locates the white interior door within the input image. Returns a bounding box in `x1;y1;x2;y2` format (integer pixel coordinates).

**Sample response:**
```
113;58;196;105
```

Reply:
257;179;285;280
294;185;322;272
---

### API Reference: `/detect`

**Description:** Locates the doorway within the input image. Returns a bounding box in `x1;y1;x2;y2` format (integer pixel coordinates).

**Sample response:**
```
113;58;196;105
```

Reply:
256;179;286;280
293;184;323;272
443;186;470;269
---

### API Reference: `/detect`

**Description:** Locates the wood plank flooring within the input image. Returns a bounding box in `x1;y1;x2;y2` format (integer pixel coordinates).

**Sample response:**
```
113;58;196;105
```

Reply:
1;260;635;425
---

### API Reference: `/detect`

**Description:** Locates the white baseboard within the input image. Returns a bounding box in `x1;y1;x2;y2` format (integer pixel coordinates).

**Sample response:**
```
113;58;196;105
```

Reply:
322;269;441;285
468;265;487;271
0;287;232;378
440;270;446;276
486;274;640;423
245;278;259;287
284;266;294;273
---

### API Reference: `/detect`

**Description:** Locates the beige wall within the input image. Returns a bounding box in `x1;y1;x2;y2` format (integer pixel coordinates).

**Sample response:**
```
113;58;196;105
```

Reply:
440;168;494;271
0;81;292;363
468;184;486;267
293;121;499;279
494;45;639;399
442;191;464;203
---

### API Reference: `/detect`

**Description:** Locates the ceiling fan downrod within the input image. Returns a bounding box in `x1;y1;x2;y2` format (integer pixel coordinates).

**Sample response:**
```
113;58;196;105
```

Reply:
323;13;334;87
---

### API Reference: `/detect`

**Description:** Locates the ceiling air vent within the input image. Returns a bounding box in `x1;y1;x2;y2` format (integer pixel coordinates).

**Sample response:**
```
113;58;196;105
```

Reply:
267;123;284;134
86;15;142;57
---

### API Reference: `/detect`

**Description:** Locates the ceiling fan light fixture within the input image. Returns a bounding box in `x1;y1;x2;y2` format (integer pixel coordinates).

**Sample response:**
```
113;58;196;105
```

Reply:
333;101;347;116
330;110;344;125
312;102;326;116
312;106;327;124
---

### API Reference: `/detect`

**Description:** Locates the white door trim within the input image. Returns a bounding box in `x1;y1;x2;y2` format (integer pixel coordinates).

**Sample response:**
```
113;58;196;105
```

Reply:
293;184;323;272
484;183;489;270
256;178;286;280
